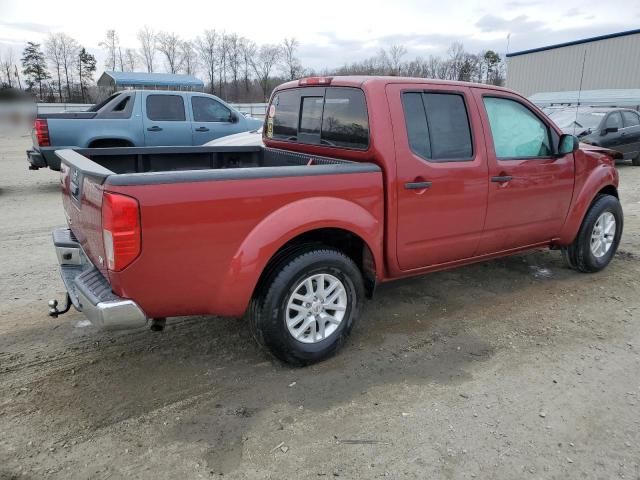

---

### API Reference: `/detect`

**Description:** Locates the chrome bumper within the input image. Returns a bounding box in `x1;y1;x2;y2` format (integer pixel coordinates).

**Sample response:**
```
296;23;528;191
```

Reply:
52;228;148;330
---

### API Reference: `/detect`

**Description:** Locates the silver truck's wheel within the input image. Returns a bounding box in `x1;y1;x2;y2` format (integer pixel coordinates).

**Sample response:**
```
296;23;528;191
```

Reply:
564;194;622;273
590;212;616;258
285;273;347;344
249;247;364;366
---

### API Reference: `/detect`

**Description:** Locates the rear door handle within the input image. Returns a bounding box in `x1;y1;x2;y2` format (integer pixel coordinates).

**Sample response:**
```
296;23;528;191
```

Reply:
195;127;210;132
147;126;162;132
404;181;432;190
491;175;513;183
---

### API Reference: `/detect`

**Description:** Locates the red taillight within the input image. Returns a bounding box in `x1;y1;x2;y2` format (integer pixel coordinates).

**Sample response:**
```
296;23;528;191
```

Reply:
298;76;332;86
34;118;50;147
102;192;141;271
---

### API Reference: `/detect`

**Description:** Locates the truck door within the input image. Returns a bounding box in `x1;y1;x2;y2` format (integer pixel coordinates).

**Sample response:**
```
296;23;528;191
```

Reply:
620;110;640;159
142;93;193;146
388;84;489;271
473;91;574;254
189;95;242;144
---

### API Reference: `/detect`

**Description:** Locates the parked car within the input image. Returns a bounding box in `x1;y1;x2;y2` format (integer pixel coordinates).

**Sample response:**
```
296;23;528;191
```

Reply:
204;127;263;147
27;90;262;170
49;76;622;365
549;107;640;165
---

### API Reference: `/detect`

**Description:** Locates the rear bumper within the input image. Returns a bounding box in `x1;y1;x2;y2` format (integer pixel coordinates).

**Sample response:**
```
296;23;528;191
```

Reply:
27;148;61;170
26;149;46;169
53;228;148;330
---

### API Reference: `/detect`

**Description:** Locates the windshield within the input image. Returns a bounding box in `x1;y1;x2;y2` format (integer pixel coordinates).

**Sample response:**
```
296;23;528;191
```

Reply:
550;110;605;130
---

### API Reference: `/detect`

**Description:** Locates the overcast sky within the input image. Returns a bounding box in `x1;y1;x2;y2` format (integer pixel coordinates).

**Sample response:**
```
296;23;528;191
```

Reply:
0;0;638;74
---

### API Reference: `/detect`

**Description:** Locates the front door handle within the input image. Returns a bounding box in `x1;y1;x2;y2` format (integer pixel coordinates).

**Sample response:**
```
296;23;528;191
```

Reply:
491;175;513;183
405;181;432;190
195;127;210;132
147;126;162;132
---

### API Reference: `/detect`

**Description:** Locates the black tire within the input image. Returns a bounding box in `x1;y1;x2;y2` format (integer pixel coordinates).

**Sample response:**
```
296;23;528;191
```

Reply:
564;194;623;273
249;248;364;366
632;153;640;167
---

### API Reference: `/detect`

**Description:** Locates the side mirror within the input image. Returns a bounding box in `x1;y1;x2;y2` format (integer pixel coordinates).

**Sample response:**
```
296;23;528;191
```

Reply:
230;112;239;123
558;134;579;155
602;126;618;135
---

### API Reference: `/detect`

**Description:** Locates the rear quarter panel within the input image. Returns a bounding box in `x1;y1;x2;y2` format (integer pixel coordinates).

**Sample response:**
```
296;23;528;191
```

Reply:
47;98;144;148
105;170;384;318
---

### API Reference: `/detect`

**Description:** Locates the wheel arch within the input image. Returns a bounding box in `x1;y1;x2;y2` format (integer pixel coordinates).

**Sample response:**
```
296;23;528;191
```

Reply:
213;197;383;317
558;170;619;246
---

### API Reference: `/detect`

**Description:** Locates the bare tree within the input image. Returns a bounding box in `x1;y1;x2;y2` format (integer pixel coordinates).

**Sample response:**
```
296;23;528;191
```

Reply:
58;34;80;100
388;45;407;75
100;30;119;71
137;26;156;73
240;38;256;95
180;40;198;76
447;42;465;80
157;31;182;73
117;45;125;72
124;49;138;72
226;33;242;100
251;44;281;101
1;48;16;88
281;37;303;80
195;30;218;94
45;33;64;100
217;32;230;97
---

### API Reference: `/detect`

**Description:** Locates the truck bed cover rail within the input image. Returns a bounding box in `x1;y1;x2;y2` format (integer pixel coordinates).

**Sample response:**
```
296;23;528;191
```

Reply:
54;146;381;187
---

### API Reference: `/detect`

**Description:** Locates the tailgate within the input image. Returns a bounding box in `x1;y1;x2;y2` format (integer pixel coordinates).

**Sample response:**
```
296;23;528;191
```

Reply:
57;149;113;277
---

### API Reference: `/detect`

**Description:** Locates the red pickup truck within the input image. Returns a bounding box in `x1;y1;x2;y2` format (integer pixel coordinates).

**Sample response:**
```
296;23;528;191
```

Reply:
50;76;623;365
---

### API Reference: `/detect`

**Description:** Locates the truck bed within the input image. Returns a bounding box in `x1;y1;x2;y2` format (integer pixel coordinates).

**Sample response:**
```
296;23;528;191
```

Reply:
55;145;383;319
56;145;374;184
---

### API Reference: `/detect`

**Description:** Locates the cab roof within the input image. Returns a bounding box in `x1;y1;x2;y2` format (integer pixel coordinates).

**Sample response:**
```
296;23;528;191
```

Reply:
275;75;516;94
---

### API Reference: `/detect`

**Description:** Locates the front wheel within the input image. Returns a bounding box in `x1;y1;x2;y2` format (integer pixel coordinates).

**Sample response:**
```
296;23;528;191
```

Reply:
563;194;623;272
249;248;364;366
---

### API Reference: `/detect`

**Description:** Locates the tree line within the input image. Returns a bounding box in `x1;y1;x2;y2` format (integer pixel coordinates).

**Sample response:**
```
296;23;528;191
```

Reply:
0;28;505;104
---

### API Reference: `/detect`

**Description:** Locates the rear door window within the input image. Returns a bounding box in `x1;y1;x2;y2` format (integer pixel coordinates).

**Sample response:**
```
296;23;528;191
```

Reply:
146;95;186;121
605;112;623;130
268;87;369;150
622;111;640;127
401;92;473;161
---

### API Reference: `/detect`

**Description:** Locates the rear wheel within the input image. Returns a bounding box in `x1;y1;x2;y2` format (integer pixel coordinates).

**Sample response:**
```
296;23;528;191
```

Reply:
249;248;364;366
563;194;623;272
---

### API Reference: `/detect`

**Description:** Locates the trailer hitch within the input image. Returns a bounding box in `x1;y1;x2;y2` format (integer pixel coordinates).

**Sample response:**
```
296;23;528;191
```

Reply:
48;294;72;318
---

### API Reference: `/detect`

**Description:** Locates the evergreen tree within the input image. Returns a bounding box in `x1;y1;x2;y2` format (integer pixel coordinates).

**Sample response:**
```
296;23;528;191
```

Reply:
21;42;50;98
77;48;96;102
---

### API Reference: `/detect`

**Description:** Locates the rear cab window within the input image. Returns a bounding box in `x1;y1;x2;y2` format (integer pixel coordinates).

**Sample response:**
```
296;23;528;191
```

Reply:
267;87;369;150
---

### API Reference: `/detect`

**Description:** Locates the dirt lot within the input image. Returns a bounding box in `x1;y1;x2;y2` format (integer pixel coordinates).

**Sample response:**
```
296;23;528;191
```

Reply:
0;131;639;480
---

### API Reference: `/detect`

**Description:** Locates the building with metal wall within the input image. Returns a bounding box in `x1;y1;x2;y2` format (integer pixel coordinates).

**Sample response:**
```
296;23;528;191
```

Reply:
506;29;640;97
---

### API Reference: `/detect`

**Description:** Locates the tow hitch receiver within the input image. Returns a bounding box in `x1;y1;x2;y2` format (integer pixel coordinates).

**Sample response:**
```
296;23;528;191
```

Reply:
48;294;72;318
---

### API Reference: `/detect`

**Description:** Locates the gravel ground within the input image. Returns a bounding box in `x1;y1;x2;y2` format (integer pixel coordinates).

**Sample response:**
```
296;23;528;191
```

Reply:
1;132;639;480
